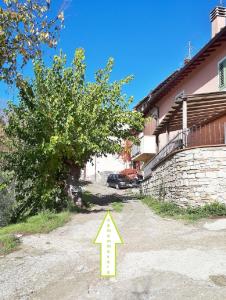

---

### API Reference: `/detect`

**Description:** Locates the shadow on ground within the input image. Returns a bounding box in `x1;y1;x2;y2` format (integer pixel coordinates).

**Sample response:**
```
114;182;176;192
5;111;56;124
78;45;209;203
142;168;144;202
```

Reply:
78;187;139;214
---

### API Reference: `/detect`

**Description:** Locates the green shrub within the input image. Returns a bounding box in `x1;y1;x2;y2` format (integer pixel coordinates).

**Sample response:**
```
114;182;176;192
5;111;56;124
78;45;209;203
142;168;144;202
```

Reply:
200;202;226;216
0;172;15;227
9;182;71;222
141;196;226;221
142;196;184;217
0;234;20;255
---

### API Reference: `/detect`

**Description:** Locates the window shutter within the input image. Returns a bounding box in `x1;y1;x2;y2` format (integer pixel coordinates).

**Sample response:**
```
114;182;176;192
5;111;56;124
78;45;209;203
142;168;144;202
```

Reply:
219;59;226;89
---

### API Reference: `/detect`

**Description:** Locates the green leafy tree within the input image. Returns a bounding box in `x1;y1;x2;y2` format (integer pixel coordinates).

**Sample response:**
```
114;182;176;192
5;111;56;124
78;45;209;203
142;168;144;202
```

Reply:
4;49;143;220
0;0;64;83
0;171;15;226
0;117;15;226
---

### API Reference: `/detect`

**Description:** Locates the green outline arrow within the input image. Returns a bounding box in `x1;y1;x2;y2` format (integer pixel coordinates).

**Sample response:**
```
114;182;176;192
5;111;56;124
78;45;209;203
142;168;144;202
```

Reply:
94;211;123;277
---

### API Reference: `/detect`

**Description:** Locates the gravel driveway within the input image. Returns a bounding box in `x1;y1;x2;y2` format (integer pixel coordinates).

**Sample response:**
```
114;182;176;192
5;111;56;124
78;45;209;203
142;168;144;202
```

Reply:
1;183;226;299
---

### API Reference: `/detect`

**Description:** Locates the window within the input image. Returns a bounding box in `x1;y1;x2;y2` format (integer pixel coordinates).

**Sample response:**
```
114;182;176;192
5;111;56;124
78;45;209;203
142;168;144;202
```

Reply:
219;57;226;90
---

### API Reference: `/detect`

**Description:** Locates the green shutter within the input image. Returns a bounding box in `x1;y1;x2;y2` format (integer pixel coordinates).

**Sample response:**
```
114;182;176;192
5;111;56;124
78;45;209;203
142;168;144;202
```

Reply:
219;59;226;89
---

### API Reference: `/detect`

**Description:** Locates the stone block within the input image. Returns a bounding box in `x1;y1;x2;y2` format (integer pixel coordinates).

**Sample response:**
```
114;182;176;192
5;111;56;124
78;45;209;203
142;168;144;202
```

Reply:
205;172;217;178
196;172;205;178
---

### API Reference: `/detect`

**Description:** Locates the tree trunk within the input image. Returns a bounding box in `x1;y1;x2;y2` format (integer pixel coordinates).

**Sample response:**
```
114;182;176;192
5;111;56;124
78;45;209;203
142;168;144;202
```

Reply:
64;160;83;207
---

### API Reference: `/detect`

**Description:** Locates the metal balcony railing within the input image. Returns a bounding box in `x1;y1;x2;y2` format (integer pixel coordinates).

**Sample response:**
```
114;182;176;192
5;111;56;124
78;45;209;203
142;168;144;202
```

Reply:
143;130;186;178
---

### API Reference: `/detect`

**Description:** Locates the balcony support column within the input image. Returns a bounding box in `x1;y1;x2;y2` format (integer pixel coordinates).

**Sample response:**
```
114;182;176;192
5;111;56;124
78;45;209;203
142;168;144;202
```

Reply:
182;99;188;147
166;126;169;143
156;134;159;153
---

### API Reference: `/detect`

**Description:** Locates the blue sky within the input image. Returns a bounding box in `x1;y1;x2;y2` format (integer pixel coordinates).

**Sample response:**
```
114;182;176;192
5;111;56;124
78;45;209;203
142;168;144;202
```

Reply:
0;0;222;109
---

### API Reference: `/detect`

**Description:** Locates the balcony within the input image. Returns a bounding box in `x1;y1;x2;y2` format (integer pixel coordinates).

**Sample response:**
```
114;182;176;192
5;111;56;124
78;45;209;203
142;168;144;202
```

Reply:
131;135;157;161
143;130;185;178
138;92;226;178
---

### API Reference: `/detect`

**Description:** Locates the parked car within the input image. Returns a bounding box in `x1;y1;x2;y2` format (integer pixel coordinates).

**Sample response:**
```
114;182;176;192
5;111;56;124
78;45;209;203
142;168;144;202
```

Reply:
130;174;144;187
107;174;132;189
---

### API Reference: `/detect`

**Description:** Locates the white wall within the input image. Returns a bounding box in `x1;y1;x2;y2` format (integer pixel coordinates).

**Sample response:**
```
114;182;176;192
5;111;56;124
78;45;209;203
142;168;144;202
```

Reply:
84;154;127;183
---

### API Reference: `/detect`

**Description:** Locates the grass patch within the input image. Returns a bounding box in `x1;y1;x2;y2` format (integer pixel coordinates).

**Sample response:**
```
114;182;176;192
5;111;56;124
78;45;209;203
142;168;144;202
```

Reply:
141;196;226;221
0;211;71;236
0;211;71;255
0;234;20;255
111;202;124;212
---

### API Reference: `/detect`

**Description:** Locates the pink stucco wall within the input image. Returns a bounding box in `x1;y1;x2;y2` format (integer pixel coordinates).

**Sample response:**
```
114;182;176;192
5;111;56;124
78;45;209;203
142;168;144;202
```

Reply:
148;43;226;150
158;45;226;120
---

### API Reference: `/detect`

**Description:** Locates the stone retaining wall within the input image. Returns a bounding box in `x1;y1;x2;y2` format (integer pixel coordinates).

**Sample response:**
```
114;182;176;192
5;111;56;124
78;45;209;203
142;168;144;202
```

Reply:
142;146;226;207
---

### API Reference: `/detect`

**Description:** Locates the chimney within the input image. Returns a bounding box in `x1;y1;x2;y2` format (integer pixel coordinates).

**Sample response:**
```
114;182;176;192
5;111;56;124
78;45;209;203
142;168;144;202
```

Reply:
210;6;226;38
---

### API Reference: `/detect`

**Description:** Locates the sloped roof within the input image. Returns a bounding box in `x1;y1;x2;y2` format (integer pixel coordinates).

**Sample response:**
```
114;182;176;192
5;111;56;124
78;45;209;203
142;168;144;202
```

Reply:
134;71;178;110
135;26;226;114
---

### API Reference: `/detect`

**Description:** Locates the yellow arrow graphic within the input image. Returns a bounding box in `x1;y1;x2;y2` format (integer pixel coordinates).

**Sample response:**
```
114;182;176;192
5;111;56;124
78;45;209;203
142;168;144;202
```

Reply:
94;211;123;277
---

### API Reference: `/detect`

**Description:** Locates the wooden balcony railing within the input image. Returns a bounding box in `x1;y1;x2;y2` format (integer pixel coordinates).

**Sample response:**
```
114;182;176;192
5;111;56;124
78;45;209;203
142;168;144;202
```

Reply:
144;119;226;178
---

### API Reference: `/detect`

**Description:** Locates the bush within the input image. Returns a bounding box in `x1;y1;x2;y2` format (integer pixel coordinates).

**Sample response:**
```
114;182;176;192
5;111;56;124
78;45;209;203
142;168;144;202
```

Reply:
142;196;184;217
0;172;15;227
200;202;226;216
9;179;71;222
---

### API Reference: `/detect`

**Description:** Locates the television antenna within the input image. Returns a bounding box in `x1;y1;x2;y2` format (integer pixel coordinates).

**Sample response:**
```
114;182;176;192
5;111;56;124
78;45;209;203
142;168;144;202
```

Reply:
188;41;192;59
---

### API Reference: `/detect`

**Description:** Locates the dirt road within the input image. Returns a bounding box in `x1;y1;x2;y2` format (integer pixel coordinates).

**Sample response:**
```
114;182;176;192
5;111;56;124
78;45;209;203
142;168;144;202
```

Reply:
1;183;226;299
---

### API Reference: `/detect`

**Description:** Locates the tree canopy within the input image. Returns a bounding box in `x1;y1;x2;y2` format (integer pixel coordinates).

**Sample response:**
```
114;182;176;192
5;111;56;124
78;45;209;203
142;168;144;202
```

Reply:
0;0;63;83
4;49;144;220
